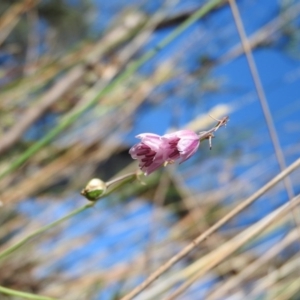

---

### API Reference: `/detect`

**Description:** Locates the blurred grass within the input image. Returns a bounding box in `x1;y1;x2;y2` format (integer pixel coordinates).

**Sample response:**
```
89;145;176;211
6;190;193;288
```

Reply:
0;0;300;300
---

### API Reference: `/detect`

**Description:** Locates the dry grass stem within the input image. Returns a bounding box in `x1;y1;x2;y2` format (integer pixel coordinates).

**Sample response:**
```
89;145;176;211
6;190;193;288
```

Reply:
121;158;300;300
165;195;300;300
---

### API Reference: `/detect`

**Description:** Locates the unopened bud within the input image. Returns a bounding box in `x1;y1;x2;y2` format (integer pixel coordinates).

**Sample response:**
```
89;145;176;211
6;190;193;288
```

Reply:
81;178;107;201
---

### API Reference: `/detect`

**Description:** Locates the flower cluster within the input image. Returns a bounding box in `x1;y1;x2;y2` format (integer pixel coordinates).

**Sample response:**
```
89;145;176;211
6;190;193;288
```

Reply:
129;130;200;175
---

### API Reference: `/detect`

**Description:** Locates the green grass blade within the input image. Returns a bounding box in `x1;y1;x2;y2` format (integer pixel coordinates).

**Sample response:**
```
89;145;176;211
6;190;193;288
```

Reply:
0;0;223;180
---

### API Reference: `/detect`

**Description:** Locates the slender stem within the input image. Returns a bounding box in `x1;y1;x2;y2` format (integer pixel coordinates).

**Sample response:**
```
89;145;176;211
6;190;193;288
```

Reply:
0;285;56;300
198;117;228;139
0;204;92;262
120;157;300;300
106;172;138;188
0;171;139;262
0;0;225;180
165;194;300;300
106;174;137;195
228;0;300;278
228;0;294;200
198;116;229;149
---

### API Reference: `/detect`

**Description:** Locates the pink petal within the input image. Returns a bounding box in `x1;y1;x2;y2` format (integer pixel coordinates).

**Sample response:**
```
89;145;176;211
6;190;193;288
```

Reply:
136;133;162;152
142;161;164;175
136;133;161;140
178;139;200;162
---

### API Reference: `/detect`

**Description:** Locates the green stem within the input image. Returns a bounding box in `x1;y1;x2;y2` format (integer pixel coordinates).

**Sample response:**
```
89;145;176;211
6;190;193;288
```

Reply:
0;173;138;262
0;0;224;180
0;285;57;300
106;174;137;195
0;204;92;262
106;172;138;188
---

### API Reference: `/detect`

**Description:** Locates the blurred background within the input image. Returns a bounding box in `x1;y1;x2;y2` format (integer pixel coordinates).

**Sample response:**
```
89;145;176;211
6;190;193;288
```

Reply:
0;0;300;299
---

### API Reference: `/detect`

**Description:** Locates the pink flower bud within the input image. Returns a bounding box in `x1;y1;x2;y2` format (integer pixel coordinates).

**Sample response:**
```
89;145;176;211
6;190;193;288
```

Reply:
163;130;200;163
129;130;200;175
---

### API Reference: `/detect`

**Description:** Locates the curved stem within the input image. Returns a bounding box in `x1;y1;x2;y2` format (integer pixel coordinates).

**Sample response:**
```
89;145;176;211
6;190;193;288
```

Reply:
0;204;92;262
0;285;57;300
0;170;139;262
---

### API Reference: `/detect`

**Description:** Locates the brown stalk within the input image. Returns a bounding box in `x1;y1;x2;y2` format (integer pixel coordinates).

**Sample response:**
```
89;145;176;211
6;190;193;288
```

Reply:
272;278;300;300
0;41;94;107
0;0;40;47
206;228;300;299
248;254;300;297
0;11;145;156
165;195;300;300
220;1;300;63
228;0;298;214
120;157;300;300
